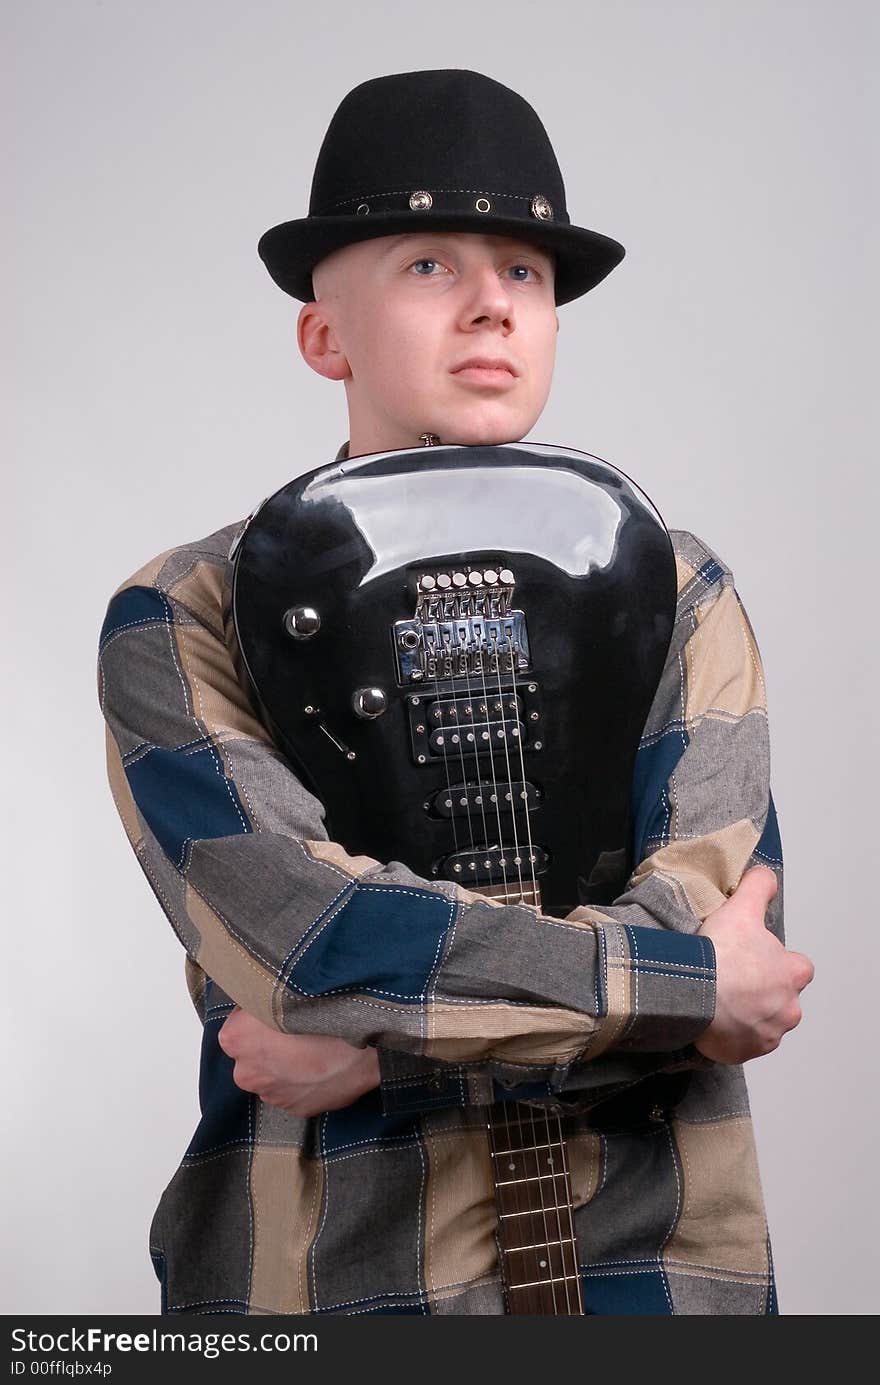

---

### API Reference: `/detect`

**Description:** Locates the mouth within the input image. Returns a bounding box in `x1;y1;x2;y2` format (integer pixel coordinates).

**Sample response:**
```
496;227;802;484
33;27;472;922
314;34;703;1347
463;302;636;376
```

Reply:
451;359;518;388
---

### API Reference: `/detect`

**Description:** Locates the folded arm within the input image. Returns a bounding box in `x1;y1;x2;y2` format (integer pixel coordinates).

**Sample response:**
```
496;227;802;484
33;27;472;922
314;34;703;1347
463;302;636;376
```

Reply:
97;527;805;1116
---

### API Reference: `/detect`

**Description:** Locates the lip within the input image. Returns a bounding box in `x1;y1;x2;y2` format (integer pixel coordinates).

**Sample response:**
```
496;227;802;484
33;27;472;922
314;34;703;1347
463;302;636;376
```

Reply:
451;357;518;386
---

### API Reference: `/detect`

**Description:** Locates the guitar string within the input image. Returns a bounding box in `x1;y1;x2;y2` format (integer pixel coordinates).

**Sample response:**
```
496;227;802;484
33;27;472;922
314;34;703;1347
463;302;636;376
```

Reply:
454;589;498;892
503;630;578;1312
491;632;560;1312
497;1086;540;1311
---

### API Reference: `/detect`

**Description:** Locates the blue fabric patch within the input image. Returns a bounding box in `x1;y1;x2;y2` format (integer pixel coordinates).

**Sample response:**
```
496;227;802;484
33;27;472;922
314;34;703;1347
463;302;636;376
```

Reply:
698;558;725;587
321;1087;422;1154
582;1268;672;1315
624;924;713;975
184;1011;254;1159
380;1072;469;1114
755;791;783;865
492;1078;553;1104
287;883;454;1001
631;728;689;861
125;743;251;869
100;586;168;649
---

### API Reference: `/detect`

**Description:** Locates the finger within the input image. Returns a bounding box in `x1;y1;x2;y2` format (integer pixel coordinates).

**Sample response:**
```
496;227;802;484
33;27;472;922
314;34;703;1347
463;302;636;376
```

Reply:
791;952;815;990
739;864;779;907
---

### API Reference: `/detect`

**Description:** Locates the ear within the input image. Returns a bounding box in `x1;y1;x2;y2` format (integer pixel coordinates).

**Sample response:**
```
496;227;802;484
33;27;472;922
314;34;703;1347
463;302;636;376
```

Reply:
297;301;351;381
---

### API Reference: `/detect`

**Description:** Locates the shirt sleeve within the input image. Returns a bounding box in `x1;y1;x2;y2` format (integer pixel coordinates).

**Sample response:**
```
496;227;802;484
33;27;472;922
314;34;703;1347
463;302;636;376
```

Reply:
97;524;716;1100
375;529;784;1114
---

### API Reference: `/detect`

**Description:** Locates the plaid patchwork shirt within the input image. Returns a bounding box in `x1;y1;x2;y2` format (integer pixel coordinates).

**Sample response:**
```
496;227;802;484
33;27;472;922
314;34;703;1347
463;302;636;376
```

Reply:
97;480;783;1317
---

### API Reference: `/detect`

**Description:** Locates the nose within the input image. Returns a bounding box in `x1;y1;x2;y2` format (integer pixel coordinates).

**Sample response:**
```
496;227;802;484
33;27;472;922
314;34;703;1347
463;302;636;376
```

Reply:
458;262;515;333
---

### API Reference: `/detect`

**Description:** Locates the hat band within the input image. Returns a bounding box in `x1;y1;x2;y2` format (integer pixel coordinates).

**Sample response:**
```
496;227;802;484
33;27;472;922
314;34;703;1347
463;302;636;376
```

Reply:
314;188;566;225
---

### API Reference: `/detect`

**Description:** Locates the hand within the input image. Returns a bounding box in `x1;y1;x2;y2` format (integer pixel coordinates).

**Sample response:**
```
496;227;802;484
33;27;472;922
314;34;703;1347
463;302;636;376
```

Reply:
695;866;814;1063
217;1007;381;1115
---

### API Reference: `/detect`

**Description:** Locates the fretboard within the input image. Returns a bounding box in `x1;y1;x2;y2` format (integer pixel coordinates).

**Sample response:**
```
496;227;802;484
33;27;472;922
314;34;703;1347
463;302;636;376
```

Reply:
478;880;584;1314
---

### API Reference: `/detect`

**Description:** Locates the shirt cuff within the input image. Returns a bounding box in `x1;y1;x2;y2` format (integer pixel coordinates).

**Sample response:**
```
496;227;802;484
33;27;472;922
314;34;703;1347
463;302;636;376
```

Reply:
596;923;716;1053
376;1050;486;1115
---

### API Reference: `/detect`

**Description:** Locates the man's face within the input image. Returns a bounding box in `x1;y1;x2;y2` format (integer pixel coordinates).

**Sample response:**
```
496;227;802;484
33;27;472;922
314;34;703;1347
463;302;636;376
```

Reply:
301;232;558;454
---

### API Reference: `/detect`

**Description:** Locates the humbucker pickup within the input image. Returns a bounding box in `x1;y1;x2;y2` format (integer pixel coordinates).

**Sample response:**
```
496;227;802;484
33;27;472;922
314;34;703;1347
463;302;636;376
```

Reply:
407;683;543;765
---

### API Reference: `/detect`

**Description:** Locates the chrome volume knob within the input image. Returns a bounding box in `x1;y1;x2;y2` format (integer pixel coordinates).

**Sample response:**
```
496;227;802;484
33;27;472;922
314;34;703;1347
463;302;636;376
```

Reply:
283;606;321;639
352;687;388;719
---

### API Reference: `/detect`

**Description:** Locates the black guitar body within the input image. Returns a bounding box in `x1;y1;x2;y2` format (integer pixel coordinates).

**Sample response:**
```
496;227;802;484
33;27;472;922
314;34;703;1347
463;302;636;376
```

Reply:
224;442;677;916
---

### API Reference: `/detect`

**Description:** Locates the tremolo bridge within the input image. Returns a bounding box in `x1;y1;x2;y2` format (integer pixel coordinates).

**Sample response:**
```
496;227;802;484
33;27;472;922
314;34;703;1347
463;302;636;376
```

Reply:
394;564;531;684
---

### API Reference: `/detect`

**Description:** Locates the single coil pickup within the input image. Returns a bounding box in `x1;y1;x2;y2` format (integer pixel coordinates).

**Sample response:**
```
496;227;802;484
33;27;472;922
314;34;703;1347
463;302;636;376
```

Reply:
441;843;549;886
429;694;520;725
429;781;541;818
429;720;524;755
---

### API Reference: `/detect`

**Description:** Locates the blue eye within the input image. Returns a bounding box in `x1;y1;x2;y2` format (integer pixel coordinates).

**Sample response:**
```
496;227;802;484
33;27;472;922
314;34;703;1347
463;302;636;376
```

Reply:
411;259;440;275
508;264;537;281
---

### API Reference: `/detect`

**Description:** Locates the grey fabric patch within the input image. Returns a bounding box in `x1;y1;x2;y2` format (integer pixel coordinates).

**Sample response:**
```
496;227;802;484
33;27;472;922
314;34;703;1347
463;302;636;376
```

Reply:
155;524;243;591
138;817;201;956
187;834;357;975
666;1270;767;1315
309;1144;426;1311
155;1149;253;1312
431;1280;505;1314
674;1063;751;1124
101;623;192;756
669;712;770;838
639;616;693;741
577;1125;682;1266
255;1102;312;1151
611;874;699;932
220;738;330;839
439;900;600;1010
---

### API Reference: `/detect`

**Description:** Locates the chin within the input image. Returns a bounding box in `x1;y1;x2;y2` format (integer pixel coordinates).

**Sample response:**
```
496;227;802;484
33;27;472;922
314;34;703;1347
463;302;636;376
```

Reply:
431;414;532;448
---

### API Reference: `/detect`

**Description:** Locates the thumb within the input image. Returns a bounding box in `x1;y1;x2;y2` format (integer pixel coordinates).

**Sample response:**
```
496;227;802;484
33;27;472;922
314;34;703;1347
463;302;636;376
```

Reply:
735;864;778;913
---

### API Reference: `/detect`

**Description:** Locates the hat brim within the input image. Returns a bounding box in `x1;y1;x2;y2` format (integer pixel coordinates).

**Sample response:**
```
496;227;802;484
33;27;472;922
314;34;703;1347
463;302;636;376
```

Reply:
257;212;624;307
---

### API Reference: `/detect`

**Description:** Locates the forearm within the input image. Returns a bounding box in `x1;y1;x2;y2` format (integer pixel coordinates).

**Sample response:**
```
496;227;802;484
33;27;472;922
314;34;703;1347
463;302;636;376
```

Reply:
98;557;714;1075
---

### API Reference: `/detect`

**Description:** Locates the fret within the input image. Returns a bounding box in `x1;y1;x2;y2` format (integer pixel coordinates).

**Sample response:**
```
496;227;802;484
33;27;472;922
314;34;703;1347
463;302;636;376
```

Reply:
495;1170;570;1189
508;1274;581;1291
501;1246;570;1257
501;1207;565;1218
485;1089;583;1315
488;1112;565;1131
504;1240;578;1287
491;1141;563;1159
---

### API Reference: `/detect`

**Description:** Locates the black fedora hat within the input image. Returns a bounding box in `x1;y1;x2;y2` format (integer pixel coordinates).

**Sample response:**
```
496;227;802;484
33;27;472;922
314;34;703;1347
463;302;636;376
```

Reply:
258;69;625;308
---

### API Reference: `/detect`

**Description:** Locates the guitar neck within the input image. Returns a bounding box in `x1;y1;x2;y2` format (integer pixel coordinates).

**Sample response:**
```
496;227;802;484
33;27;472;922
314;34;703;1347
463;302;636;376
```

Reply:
475;880;584;1315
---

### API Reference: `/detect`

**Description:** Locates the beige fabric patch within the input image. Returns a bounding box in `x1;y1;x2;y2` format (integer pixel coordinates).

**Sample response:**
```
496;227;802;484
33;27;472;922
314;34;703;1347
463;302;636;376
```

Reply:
249;1146;323;1313
173;615;270;746
112;547;177;599
561;1127;601;1209
663;1116;769;1278
186;881;279;1025
629;819;760;919
104;726;143;848
424;1001;595;1064
423;1128;497;1294
302;838;385;879
167;558;226;636
686;585;767;722
674;552;698;595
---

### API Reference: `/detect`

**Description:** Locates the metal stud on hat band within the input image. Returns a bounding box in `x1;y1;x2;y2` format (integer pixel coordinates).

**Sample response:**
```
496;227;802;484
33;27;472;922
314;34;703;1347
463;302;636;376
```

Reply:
530;194;553;220
409;190;433;211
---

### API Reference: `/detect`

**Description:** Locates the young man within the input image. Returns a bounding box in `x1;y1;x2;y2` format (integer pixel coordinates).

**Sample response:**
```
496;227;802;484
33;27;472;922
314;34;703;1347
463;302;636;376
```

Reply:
97;69;812;1316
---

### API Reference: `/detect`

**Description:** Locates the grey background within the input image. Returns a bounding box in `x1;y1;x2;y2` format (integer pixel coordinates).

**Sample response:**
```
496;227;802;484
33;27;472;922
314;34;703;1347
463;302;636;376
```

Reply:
5;0;876;1315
